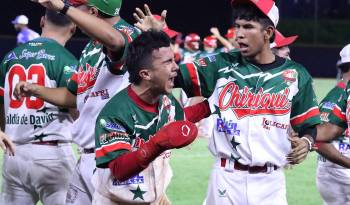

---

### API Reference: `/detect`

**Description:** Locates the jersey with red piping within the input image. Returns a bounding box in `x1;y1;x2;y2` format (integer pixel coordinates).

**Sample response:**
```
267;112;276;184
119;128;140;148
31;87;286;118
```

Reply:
177;50;321;167
317;81;350;169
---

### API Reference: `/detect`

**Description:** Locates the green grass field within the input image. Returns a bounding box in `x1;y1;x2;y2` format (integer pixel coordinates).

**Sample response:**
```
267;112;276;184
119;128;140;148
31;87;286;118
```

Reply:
0;78;337;205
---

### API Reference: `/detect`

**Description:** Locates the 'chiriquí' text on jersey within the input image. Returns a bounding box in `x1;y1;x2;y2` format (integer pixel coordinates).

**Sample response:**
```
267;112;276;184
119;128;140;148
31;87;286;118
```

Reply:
177;51;321;167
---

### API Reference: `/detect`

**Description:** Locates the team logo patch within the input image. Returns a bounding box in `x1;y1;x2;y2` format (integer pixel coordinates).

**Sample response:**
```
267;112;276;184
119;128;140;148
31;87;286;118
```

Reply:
113;174;144;186
100;119;126;132
262;117;289;130
4;52;18;63
218;189;227;197
321;101;335;110
63;65;77;74
282;69;297;83
216;118;240;135
320;112;330;122
208;55;216;62
194;58;207;67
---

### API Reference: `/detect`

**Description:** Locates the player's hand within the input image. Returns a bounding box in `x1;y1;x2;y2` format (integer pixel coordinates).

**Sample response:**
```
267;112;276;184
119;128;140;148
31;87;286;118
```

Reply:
287;136;309;164
152;120;198;150
14;81;39;101
30;0;65;12
210;27;221;38
133;4;167;32
0;131;15;156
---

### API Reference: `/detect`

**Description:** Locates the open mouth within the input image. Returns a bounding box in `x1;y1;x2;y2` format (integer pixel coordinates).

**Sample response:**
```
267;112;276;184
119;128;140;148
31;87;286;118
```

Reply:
238;43;249;52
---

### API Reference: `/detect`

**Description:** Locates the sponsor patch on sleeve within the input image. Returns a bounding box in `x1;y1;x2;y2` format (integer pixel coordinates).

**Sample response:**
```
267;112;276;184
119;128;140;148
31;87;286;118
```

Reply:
100;119;126;132
321;101;335;110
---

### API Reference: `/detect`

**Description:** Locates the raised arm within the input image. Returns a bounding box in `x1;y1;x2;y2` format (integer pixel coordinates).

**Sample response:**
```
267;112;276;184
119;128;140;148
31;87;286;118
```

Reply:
33;0;125;51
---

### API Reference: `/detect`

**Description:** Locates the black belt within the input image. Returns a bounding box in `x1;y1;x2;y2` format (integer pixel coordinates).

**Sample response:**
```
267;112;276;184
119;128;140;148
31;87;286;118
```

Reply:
82;148;95;154
221;158;278;174
31;140;60;146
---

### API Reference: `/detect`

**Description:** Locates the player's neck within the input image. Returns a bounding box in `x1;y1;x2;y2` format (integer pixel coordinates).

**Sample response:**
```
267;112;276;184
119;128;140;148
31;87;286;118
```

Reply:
41;30;70;46
131;84;160;105
247;45;275;65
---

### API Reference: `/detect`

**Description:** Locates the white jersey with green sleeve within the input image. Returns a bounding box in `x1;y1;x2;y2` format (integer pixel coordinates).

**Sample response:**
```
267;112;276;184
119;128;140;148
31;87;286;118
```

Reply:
177;51;321;167
66;19;140;149
0;37;77;144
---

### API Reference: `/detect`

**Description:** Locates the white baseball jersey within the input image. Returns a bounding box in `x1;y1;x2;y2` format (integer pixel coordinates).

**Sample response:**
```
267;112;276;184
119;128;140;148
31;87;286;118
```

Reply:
66;19;140;149
177;51;321;167
0;38;77;144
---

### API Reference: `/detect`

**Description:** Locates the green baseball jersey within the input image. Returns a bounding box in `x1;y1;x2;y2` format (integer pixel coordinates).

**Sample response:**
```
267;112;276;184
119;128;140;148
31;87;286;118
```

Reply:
0;37;77;143
177;51;321;167
318;81;350;168
94;86;184;203
95;86;184;167
66;18;140;149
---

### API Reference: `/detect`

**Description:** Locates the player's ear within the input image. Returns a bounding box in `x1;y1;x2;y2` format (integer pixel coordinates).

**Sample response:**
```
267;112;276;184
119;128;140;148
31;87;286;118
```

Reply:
139;68;152;81
70;24;77;36
40;16;45;28
264;26;274;42
89;7;99;17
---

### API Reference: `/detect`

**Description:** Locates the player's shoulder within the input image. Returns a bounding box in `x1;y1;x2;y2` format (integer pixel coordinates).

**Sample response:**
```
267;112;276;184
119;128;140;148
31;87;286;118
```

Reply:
282;58;313;83
99;87;131;117
114;18;141;38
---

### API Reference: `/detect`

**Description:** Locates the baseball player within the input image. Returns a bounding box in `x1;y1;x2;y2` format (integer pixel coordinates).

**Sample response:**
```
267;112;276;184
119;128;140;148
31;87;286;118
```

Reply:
316;44;350;205
11;14;40;45
15;0;167;204
271;30;298;60
137;0;321;204
1;9;77;205
180;33;201;64
198;36;220;58
93;30;210;205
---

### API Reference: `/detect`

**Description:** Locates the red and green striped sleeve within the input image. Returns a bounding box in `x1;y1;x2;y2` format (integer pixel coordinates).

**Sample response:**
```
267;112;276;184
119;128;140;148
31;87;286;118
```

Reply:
290;70;321;132
95;115;132;168
177;55;219;98
321;82;348;129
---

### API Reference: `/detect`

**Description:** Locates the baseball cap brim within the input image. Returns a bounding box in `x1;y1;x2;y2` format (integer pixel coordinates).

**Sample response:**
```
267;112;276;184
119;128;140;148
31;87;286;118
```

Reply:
276;35;298;48
68;0;88;7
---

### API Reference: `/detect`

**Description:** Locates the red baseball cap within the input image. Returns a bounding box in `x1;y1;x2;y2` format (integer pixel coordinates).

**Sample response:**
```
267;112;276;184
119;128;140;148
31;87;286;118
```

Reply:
68;0;88;7
153;15;180;39
225;27;235;39
271;30;298;48
185;33;200;42
231;0;279;27
203;36;217;47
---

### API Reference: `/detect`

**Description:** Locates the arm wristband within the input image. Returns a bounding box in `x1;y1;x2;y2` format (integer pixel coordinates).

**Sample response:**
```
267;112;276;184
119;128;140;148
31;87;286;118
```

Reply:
301;136;313;151
60;3;70;15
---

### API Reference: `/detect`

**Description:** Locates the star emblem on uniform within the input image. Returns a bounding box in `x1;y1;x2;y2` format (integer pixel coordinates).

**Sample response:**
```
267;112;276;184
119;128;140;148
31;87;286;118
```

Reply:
37;106;50;113
130;185;146;200
212;105;222;118
230;136;240;150
34;133;49;140
230;153;241;161
34;124;42;130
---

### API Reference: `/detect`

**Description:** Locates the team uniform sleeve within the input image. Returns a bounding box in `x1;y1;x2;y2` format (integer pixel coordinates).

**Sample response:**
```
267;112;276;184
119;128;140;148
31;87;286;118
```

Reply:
0;55;9;104
176;55;220;98
290;72;321;132
54;52;78;88
105;30;135;75
67;72;78;95
320;82;348;129
95;115;133;168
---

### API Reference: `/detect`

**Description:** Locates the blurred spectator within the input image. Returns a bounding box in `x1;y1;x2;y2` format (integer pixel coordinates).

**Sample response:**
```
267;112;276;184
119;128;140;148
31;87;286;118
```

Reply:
180;33;201;63
198;36;219;58
210;27;238;52
11;15;39;45
271;30;298;60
